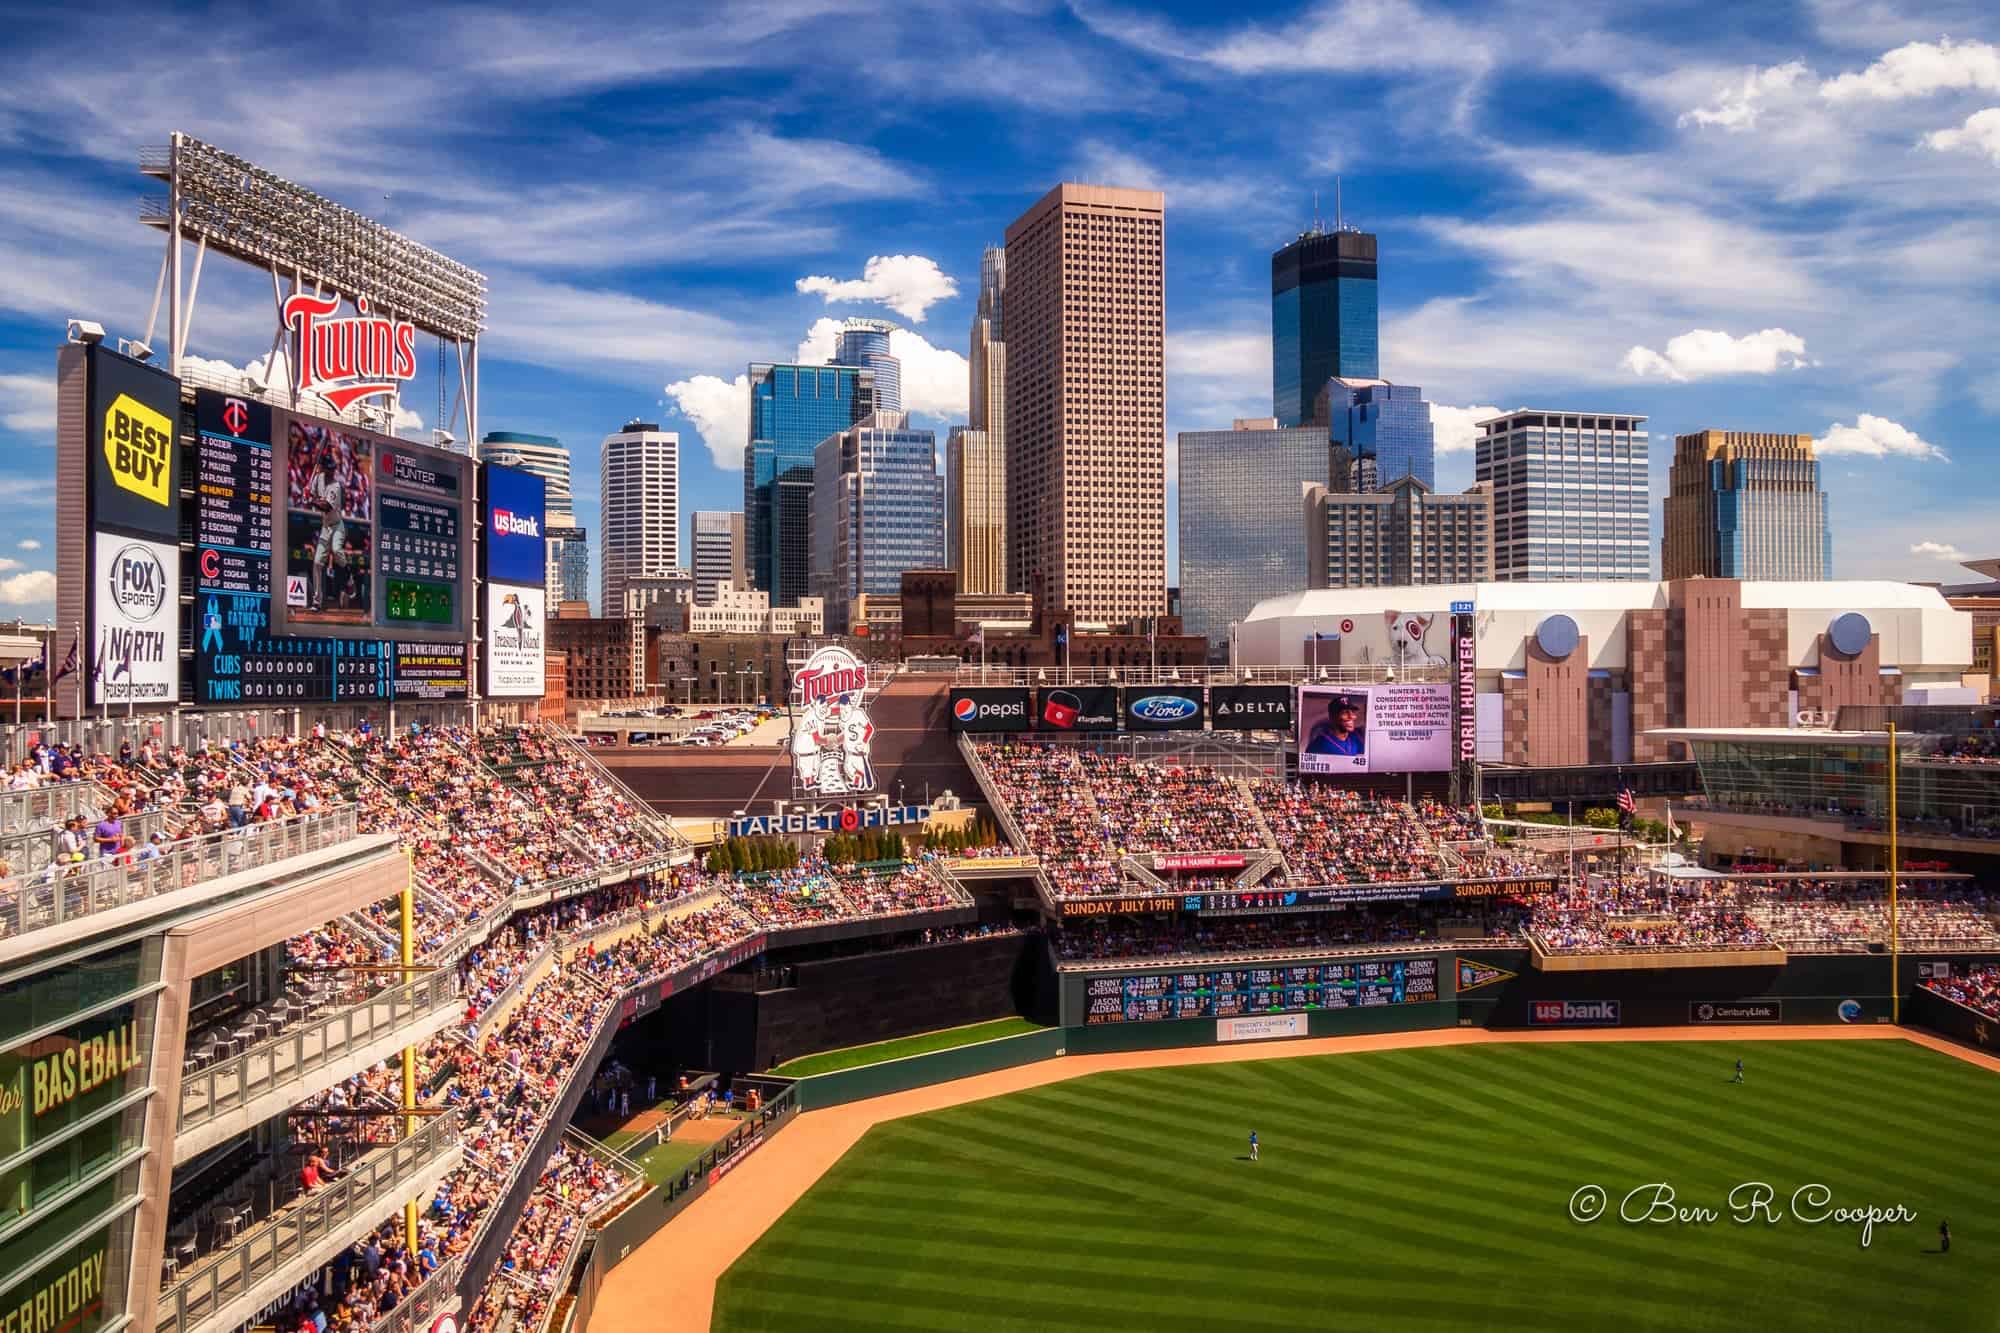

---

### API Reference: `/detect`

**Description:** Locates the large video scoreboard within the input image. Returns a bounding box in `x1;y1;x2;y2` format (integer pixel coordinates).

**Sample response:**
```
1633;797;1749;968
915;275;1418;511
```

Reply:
1083;957;1439;1024
191;389;469;703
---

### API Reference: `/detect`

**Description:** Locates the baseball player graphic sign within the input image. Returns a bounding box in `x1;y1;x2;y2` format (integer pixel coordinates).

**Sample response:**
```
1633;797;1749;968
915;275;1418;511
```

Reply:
789;645;876;795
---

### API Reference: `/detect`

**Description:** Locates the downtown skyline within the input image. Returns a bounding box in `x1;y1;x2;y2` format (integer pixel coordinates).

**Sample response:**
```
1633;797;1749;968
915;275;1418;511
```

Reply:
0;2;1996;622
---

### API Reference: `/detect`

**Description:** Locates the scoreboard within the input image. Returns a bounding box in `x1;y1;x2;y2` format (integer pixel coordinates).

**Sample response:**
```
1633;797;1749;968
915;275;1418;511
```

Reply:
191;389;469;704
1083;957;1439;1024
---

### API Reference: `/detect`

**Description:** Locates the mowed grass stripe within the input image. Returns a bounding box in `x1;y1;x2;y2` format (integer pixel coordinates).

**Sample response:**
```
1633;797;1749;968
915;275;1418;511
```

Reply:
715;1040;1999;1331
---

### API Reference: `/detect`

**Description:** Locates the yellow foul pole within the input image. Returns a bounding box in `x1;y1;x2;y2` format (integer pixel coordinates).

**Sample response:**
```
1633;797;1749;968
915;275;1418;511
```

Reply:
1886;723;1900;1024
402;842;420;1252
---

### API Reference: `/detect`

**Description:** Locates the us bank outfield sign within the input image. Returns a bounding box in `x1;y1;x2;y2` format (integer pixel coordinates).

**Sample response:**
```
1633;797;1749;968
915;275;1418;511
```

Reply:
727;804;931;839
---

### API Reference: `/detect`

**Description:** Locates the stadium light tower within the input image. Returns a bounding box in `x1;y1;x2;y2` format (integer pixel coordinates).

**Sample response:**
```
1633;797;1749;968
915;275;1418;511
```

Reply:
139;132;488;450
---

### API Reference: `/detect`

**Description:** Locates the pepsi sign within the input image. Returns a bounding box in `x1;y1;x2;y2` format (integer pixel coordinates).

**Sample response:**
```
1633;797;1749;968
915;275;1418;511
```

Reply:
480;463;547;587
1121;686;1205;731
947;687;1030;732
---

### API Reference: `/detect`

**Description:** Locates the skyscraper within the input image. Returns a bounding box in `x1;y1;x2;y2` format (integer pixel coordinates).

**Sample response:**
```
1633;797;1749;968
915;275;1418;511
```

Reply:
1272;227;1378;427
833;318;901;414
1003;183;1165;624
953;246;1008;594
946;428;1006;597
480;432;574;519
690;510;746;605
1663;430;1831;581
482;431;577;597
1177;418;1333;651
547;523;590;606
599;420;680;617
811;411;945;633
1316;377;1434;489
1477;410;1650;581
746;363;875;606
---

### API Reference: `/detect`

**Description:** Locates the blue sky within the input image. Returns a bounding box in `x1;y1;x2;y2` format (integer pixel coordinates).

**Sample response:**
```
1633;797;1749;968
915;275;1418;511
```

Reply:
3;0;1999;620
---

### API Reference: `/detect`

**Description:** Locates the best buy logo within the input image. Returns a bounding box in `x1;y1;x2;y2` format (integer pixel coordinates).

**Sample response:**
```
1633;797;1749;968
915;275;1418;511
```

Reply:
103;393;173;506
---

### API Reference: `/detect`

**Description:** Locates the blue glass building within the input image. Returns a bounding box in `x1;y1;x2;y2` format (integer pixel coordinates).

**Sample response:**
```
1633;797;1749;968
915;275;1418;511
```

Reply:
812;412;945;632
833;319;901;415
746;363;875;606
1272;229;1378;427
1316;377;1434;490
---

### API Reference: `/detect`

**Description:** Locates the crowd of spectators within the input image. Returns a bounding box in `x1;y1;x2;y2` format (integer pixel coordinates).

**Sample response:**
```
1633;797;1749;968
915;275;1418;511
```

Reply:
1529;884;1771;953
1056;903;1528;964
1919;732;2000;765
975;744;1123;895
1250;781;1453;885
1920;964;2000;1017
1734;878;2000;952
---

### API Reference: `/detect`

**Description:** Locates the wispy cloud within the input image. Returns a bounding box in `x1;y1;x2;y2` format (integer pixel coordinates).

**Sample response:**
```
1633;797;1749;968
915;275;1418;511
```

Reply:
0;375;55;434
1820;38;2000;102
1910;540;1966;560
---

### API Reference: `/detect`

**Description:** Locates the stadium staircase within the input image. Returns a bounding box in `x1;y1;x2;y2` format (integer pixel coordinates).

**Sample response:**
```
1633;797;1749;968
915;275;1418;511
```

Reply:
533;721;689;852
955;734;1059;903
1234;778;1291;882
1118;856;1169;890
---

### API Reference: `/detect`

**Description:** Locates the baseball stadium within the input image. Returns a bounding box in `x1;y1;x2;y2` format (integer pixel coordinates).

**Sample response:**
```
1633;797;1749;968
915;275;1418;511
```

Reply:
7;133;2000;1333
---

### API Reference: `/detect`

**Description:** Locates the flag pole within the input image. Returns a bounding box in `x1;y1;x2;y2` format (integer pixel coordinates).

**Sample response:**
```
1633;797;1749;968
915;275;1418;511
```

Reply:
1887;722;1900;1024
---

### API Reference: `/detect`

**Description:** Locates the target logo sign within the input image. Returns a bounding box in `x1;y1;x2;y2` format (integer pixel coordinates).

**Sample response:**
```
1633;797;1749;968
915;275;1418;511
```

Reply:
1339;618;1355;635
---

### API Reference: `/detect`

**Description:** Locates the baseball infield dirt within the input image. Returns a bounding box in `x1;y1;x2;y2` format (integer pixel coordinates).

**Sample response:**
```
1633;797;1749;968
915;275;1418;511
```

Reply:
584;1024;2000;1333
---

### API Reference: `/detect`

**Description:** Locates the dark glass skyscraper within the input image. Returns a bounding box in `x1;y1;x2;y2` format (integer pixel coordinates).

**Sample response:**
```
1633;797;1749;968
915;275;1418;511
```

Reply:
745;363;873;606
1272;229;1378;427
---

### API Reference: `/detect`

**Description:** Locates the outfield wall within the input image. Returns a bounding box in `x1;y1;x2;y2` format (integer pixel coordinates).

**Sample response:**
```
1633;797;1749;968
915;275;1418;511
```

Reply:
715;931;1046;1074
1056;948;2000;1032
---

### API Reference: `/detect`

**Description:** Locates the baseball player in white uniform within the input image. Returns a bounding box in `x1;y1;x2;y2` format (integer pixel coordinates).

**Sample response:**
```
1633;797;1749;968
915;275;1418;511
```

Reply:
307;450;348;612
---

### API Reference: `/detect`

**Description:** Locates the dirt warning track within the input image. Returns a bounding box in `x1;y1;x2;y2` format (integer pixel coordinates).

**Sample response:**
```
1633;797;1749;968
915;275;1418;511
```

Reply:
584;1024;2000;1333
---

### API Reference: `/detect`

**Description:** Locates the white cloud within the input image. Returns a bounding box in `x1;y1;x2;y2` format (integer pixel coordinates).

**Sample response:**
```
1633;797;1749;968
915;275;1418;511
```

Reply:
1910;540;1967;561
1821;38;2000;102
1621;327;1812;382
0;558;21;572
0;375;56;433
888;329;967;420
663;374;750;472
1680;61;1810;130
1431;404;1506;455
1819;414;1948;461
16;540;40;551
392;405;426;440
795;255;957;323
796;318;841;365
1923;107;2000;164
0;571;56;606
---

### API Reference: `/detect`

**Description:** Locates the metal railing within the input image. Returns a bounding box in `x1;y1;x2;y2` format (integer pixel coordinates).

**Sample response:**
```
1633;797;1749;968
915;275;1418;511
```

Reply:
179;966;461;1136
0;780;112;836
0;805;362;944
157;1111;462;1333
366;1254;466;1333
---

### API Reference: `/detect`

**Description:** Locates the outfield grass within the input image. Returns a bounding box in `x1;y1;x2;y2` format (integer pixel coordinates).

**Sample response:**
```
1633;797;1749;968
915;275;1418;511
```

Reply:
716;1040;2000;1330
769;1017;1048;1077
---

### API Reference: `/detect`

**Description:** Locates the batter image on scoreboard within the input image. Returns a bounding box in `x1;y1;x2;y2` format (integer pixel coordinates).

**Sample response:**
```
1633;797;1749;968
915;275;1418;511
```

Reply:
285;418;373;624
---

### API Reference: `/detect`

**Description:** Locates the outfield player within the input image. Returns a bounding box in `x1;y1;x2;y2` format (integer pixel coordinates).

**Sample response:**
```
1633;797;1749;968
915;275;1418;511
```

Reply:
1731;1058;1744;1084
307;449;348;612
1249;1130;1259;1162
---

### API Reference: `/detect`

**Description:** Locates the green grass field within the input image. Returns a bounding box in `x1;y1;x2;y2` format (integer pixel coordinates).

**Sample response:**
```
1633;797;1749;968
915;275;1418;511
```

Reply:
768;1017;1048;1077
715;1039;2000;1330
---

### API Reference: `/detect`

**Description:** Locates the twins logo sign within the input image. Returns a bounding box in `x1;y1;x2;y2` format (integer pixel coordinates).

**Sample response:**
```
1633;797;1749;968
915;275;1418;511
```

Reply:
790;646;875;795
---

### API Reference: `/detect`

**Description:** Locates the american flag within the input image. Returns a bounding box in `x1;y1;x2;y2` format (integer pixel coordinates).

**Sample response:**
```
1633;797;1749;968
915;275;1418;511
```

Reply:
1617;787;1637;816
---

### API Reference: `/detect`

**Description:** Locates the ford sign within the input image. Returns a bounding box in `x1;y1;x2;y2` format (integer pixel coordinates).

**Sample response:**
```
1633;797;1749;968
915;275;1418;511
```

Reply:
1130;695;1197;722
